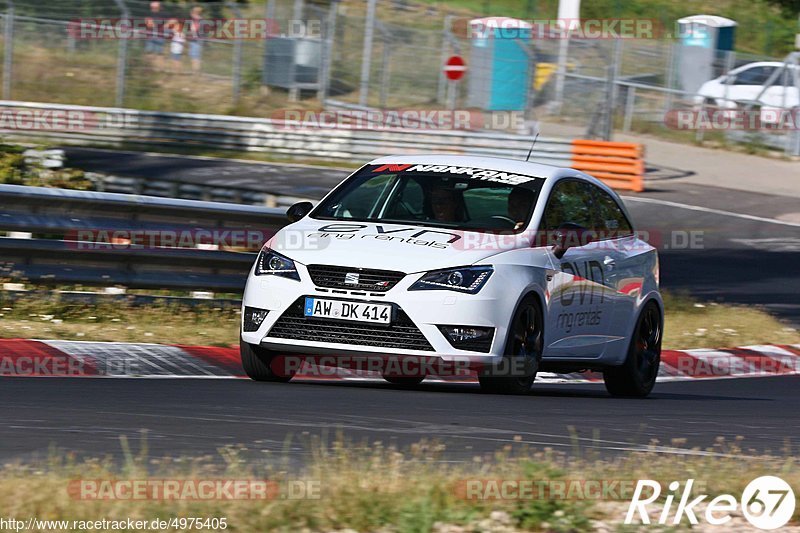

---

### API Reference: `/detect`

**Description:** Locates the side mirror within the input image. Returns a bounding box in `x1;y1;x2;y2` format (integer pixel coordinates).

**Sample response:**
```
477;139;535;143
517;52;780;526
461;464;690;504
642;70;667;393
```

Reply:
286;201;313;223
552;223;592;259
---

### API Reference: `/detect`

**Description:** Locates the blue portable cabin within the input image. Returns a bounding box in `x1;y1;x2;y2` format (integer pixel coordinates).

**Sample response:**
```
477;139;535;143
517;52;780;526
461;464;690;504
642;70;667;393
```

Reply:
466;17;533;111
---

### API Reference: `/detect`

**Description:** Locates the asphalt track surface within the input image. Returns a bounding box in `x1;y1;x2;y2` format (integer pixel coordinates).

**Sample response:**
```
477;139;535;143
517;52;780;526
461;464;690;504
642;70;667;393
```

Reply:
1;375;798;462
3;147;797;464
64;147;800;325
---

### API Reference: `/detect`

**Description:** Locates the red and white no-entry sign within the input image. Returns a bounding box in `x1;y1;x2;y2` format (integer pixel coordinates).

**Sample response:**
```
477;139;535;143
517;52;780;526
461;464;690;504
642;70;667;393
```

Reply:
443;55;466;81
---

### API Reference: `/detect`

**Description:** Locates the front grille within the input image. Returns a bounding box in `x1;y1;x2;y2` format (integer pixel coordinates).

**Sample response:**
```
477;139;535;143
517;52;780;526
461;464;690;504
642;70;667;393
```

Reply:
306;265;406;292
267;297;434;351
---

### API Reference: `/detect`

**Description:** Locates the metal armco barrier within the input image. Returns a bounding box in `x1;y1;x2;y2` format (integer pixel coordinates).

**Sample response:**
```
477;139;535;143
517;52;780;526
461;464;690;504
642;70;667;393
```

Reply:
0;100;646;192
0;184;286;292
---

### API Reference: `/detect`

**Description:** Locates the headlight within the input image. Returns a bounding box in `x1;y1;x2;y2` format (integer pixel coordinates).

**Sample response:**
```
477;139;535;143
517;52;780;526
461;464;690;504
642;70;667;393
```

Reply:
409;266;493;294
254;248;300;281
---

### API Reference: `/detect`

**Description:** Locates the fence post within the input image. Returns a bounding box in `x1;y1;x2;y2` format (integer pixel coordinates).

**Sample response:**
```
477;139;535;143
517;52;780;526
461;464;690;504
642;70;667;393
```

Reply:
601;39;622;140
720;50;735;147
358;0;377;107
2;3;14;100
261;0;276;88
318;1;337;105
292;0;304;21
226;2;243;106
663;41;675;115
378;25;391;109
793;126;800;157
623;86;635;133
437;15;453;105
551;26;570;114
112;0;129;107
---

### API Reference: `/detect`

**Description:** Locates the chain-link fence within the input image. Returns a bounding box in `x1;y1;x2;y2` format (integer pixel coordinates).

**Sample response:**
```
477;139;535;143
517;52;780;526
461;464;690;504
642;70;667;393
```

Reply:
0;0;798;154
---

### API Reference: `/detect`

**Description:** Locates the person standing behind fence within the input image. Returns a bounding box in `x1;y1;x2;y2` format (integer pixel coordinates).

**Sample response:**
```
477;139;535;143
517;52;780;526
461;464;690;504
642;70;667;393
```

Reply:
187;6;205;74
144;1;165;59
168;18;185;71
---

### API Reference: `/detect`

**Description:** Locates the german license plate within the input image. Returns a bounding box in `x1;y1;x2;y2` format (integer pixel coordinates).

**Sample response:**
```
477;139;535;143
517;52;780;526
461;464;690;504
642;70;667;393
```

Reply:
304;297;392;324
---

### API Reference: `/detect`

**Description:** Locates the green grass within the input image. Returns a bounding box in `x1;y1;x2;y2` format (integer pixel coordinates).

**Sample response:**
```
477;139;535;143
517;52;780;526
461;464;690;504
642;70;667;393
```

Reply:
0;434;797;532
0;143;92;189
1;289;797;350
0;293;241;346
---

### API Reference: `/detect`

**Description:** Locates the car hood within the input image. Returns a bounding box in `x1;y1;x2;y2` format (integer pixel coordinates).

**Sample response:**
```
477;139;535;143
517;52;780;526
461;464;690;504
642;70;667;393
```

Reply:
266;218;532;273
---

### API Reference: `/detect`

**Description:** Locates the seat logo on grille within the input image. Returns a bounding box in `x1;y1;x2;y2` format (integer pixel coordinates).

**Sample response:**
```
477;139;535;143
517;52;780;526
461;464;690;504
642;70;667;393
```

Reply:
344;272;360;285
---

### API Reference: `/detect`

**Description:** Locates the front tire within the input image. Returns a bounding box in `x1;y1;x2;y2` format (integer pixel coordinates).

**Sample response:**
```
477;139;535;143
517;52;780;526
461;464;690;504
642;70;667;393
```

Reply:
478;295;542;395
240;337;294;382
603;301;662;398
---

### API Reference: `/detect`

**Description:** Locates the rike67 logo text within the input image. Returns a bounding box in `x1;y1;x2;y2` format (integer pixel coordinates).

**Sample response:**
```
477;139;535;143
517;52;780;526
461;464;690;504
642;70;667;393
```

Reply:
626;476;796;530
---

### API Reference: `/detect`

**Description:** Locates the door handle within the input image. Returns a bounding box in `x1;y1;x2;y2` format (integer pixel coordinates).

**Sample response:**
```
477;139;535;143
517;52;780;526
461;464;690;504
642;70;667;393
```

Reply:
603;256;616;269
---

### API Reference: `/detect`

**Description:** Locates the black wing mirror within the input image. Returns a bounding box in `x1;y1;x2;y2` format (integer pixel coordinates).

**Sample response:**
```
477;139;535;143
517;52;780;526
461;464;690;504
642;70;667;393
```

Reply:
286;201;313;222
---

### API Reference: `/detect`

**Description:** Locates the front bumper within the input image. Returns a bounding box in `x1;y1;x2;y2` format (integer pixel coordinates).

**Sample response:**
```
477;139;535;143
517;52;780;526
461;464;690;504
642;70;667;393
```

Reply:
241;262;518;365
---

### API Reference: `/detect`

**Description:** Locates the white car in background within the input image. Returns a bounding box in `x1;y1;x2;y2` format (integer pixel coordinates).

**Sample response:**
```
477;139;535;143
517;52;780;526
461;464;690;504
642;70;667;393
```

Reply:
694;61;799;114
240;155;663;396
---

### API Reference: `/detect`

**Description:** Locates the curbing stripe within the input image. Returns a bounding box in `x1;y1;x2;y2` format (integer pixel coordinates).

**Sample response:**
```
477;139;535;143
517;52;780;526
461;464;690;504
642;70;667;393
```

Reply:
0;338;98;377
0;340;798;382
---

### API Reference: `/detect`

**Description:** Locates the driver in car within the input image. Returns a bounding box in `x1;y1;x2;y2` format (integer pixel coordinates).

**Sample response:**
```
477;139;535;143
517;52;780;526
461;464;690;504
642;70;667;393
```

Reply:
429;186;464;222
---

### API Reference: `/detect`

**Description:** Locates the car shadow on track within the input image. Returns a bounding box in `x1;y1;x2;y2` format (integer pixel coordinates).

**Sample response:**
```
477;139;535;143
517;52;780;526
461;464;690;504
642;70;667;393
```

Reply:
274;378;771;402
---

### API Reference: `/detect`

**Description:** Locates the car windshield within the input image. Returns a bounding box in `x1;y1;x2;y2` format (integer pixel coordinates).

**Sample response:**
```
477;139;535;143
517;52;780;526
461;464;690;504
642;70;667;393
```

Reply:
312;164;544;233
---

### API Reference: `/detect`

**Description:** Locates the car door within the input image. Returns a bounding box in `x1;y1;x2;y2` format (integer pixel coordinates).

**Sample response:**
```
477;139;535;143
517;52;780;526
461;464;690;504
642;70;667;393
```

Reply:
589;185;642;353
759;67;799;120
540;179;616;360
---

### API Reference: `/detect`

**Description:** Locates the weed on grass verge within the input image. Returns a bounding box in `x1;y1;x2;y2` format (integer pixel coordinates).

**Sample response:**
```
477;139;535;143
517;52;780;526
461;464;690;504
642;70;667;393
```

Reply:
0;435;797;532
1;290;797;351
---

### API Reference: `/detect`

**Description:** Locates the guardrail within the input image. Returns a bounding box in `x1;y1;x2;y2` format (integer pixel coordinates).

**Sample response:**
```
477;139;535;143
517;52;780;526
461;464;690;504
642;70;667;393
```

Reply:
0;100;576;165
0;100;648;192
94;174;315;208
0;184;286;292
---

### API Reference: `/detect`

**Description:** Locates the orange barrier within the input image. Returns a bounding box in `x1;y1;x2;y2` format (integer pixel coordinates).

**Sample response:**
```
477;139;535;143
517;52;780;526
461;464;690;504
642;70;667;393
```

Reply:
570;139;645;192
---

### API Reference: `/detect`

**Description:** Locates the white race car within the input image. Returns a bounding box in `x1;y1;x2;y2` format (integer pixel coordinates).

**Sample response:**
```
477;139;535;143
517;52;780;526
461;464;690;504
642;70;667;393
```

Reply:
240;155;662;396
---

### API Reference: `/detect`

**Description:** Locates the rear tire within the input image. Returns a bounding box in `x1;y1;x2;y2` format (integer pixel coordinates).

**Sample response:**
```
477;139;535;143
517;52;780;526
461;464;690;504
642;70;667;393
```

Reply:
240;337;294;382
603;301;662;398
478;295;542;395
